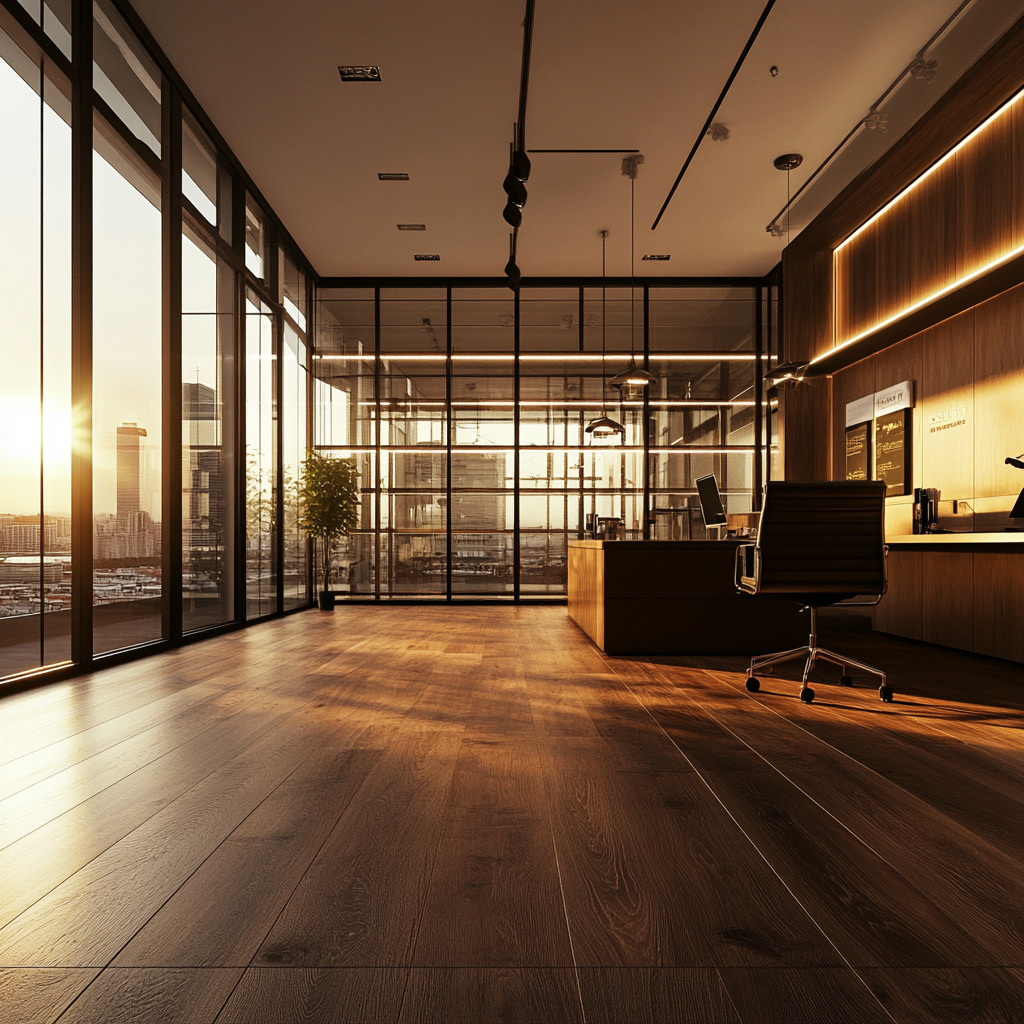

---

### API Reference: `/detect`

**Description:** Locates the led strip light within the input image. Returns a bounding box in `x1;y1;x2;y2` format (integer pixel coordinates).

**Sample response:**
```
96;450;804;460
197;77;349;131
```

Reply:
821;87;1024;366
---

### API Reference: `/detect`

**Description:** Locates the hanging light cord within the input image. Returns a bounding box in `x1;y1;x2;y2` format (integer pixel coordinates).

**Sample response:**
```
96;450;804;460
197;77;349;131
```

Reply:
601;229;608;415
631;175;636;360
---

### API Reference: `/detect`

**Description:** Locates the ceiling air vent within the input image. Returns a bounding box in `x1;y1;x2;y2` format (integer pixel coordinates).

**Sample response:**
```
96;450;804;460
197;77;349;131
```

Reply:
398;224;426;231
378;173;409;180
338;66;381;82
642;254;671;261
414;254;440;261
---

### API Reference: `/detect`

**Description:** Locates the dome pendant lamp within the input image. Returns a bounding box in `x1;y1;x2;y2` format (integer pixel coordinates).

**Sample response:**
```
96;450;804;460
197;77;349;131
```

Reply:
586;230;626;441
609;155;656;400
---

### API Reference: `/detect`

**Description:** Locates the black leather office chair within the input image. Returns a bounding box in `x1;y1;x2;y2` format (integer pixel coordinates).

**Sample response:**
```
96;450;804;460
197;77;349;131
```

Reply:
735;480;893;704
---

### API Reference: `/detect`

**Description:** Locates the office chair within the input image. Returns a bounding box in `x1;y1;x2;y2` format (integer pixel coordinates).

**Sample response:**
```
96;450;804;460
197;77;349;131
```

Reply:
735;480;893;704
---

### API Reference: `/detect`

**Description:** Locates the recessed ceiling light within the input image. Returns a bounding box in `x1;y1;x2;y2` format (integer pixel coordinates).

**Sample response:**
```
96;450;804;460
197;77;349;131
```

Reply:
398;224;426;231
642;254;671;261
338;65;381;82
414;254;440;261
378;173;409;180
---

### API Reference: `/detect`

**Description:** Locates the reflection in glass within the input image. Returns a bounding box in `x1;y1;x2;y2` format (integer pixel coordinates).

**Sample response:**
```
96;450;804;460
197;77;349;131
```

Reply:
282;323;308;609
93;0;161;157
0;41;72;675
182;226;235;631
92;120;163;654
312;285;759;599
182;106;217;226
246;292;276;617
244;195;267;280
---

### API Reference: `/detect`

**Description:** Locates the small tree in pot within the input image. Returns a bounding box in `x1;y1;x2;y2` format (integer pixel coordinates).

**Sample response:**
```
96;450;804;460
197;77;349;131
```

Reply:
297;451;360;610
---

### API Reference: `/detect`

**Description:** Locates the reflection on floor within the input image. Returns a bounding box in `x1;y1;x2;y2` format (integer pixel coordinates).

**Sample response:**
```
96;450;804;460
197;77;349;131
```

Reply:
0;605;1021;1023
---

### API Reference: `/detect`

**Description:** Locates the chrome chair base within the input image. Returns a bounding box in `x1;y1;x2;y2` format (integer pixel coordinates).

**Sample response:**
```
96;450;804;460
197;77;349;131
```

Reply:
744;608;892;703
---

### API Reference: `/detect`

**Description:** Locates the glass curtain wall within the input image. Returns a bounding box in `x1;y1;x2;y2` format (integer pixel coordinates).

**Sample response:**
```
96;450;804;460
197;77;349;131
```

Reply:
1;0;314;688
281;255;308;610
0;19;72;676
312;283;765;600
245;288;277;618
181;108;235;632
91;114;163;654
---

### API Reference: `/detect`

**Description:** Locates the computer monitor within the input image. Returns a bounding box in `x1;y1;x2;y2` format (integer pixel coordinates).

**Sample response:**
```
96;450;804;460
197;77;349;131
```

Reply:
696;473;728;528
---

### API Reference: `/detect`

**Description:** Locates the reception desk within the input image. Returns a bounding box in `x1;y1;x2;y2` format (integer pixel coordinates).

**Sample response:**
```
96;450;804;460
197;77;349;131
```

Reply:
567;540;807;656
876;533;1024;662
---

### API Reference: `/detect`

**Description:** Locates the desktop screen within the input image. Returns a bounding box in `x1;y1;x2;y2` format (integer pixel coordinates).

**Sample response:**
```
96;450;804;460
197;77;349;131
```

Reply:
696;474;728;528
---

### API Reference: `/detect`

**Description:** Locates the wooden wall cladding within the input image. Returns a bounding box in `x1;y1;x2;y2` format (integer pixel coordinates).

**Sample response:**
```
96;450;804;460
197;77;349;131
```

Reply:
783;18;1024;365
974;283;1024;499
920;315;975;502
834;94;1019;346
828;282;1023;526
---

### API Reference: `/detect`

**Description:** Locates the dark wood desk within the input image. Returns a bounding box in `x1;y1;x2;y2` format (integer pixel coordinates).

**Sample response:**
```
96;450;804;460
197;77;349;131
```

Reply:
568;540;807;655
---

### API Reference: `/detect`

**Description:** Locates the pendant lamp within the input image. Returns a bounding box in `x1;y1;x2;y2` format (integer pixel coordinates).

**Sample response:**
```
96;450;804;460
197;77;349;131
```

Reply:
609;155;656;400
585;230;625;440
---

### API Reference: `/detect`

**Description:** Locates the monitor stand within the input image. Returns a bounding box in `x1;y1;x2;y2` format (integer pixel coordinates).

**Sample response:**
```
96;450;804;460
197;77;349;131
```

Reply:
706;524;725;541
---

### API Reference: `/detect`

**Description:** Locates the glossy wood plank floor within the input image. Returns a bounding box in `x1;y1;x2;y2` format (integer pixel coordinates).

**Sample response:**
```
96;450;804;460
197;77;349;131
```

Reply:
1;606;1021;1024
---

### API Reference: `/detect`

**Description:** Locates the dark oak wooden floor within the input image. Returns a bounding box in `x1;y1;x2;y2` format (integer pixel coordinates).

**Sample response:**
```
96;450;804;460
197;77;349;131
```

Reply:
1;606;1021;1023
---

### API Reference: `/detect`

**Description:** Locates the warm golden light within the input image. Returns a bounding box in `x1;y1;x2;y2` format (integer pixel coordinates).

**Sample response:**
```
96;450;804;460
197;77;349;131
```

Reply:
0;398;72;466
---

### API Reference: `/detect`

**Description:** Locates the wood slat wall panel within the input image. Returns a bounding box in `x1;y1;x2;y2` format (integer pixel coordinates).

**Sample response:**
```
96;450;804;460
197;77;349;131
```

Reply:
920;314;975;502
974;283;1024;499
1015;95;1024;247
783;19;1024;366
957;109;1016;276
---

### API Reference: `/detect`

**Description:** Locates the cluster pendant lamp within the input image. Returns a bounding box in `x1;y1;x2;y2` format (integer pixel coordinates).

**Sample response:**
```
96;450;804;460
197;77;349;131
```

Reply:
585;230;626;440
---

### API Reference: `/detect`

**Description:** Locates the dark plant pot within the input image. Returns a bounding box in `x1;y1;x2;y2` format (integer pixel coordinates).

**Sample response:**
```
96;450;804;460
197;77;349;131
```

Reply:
317;590;335;611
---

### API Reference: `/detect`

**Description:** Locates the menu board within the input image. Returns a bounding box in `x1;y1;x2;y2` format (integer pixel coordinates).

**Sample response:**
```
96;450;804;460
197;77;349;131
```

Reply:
845;422;870;481
875;409;910;495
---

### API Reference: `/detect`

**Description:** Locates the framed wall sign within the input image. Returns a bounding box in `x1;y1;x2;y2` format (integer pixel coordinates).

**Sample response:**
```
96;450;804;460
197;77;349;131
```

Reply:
875;408;911;495
845;421;871;480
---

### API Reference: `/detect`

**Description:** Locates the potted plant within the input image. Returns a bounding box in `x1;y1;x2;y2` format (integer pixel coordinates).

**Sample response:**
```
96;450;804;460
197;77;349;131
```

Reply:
297;450;361;610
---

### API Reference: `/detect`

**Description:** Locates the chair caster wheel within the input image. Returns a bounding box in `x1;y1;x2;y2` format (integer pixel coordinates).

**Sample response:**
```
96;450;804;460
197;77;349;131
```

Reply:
745;676;761;692
799;687;815;704
839;675;853;687
879;685;893;703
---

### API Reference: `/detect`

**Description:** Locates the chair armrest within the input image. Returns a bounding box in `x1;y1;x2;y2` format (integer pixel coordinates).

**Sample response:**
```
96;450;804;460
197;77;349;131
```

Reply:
735;543;757;594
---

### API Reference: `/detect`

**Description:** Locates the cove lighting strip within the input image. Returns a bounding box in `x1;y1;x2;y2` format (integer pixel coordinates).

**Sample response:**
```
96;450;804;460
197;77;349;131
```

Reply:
836;88;1023;252
823;87;1024;364
315;353;757;362
317;446;756;455
357;400;754;408
819;241;1024;365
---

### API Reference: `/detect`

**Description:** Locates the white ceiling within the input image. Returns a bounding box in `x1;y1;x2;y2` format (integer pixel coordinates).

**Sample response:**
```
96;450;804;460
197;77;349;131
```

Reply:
131;0;1021;280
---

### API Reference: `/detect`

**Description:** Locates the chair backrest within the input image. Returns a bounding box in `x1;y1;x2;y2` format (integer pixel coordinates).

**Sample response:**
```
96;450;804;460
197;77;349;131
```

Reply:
755;481;887;595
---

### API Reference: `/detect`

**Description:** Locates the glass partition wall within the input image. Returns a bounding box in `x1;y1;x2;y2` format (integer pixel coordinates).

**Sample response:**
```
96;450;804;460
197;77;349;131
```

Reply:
0;0;312;686
314;282;776;601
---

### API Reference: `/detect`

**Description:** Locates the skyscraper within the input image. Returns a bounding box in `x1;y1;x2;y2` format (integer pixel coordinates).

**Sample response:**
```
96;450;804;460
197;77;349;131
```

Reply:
116;423;147;522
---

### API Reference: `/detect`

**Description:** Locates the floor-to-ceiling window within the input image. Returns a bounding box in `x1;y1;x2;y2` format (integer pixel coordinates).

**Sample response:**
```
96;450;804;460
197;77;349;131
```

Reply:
92;106;163;653
313;281;768;600
0;18;72;675
181;106;236;632
1;0;315;688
